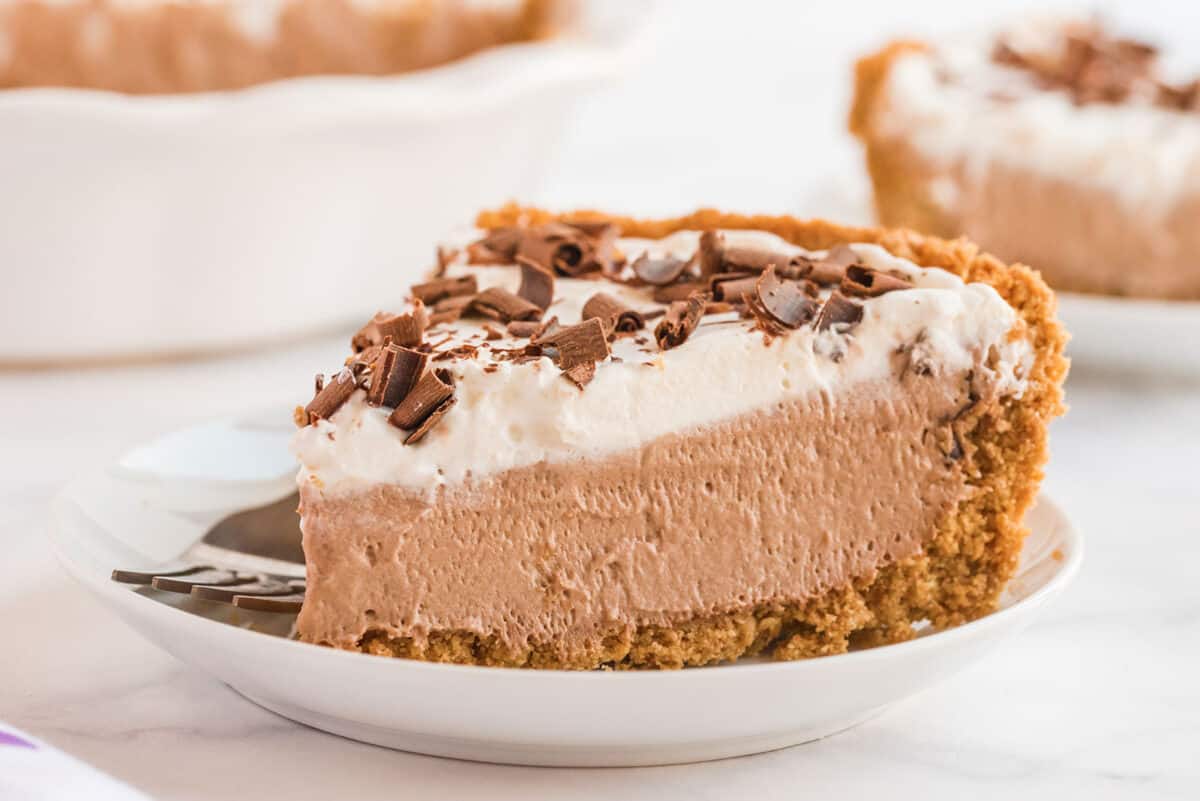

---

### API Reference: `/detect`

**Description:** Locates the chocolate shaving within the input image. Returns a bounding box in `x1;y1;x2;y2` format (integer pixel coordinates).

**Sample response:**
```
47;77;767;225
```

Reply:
815;291;864;332
517;222;603;277
352;304;429;351
506;320;541;338
435;246;458;277
632;252;689;286
304;367;357;424
388;369;454;430
411;275;477;306
369;345;427;408
802;250;852;286
698;231;725;277
535;317;610;370
561;361;597;390
711;274;759;303
652;281;706;303
429;294;474;326
404;397;456;445
581;292;644;336
991;27;1185;110
482;324;505;341
723;244;801;274
841;265;913;297
470;287;542;323
467;227;522;264
749;266;819;332
654;292;711;350
529;315;561;345
516;256;555;311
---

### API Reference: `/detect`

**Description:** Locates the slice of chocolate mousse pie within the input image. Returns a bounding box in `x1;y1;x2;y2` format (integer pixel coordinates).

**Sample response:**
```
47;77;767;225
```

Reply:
851;17;1200;299
291;207;1067;670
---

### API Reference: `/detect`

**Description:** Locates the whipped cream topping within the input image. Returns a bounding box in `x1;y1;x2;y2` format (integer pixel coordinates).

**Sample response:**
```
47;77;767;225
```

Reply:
292;229;1032;496
876;18;1200;219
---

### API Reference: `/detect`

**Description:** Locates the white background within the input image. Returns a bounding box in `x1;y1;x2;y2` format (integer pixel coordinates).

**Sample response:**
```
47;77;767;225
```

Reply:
3;1;1200;799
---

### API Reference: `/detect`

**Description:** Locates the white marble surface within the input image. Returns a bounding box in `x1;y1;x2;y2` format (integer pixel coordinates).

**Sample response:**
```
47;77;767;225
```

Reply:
4;0;1200;798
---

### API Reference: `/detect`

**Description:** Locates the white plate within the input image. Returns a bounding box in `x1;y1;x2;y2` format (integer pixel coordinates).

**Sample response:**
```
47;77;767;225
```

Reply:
1057;292;1200;376
51;409;1082;767
0;3;652;363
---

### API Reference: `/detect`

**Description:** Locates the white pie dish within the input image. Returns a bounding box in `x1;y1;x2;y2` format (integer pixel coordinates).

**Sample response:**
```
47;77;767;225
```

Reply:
51;407;1082;767
0;3;649;365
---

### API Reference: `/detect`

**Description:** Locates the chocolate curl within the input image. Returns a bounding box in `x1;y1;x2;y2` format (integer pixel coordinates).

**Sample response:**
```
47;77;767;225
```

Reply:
841;265;913;298
749;266;819;333
517;222;601;277
697;231;725;277
470;287;543;323
351;303;429;351
429;295;474;325
389;369;454;430
561;362;597;390
368;344;428;408
536;318;610;370
652;281;706;304
304;367;357;424
516;256;555;311
404;397;456;445
467;227;522;264
632;252;689;286
506;320;541;339
710;273;759;303
815;291;864;332
581;292;644;337
654;292;711;350
434;246;458;276
411;275;477;306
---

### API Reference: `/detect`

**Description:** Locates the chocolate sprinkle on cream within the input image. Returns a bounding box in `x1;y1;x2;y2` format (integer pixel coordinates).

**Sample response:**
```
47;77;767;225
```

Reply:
654;292;711;350
750;266;819;332
841;265;913;297
581;292;644;336
816;291;864;332
516;256;555;311
470;287;543;323
389;369;454;430
536;317;610;370
632;252;689;286
411;275;478;306
304;367;357;424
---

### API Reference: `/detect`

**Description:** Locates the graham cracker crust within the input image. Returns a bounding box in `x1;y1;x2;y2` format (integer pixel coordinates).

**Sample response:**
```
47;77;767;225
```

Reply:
349;207;1068;670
